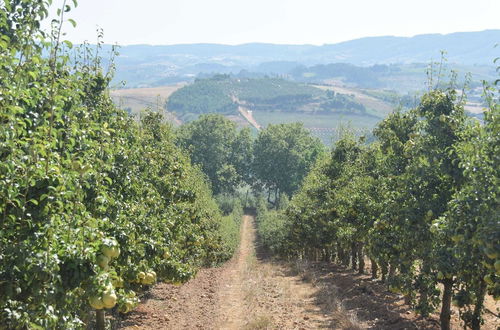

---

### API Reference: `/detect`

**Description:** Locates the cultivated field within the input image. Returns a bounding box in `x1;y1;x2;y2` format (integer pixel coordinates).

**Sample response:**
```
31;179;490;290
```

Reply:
314;84;395;117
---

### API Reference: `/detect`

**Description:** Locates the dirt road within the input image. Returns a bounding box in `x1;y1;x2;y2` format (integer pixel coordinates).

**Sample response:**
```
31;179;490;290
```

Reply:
238;107;262;130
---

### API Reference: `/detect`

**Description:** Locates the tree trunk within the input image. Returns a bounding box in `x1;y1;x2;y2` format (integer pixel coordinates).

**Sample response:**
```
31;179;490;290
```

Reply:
418;260;431;316
351;242;357;270
371;258;378;279
471;280;487;330
306;248;313;260
274;187;279;208
388;263;396;281
96;310;105;330
338;243;349;266
358;244;365;274
343;252;350;266
322;249;329;262
439;279;453;330
336;242;341;264
381;262;388;282
331;248;337;263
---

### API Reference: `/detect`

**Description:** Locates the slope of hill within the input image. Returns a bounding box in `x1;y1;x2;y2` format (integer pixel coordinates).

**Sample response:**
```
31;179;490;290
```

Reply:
165;76;368;118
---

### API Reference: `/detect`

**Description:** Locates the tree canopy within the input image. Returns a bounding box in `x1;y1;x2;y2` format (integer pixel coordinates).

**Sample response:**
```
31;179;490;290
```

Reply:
252;123;325;202
177;114;253;195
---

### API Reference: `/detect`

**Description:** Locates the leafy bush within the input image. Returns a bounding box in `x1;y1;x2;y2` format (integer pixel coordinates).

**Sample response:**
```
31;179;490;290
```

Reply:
255;199;289;256
217;200;243;257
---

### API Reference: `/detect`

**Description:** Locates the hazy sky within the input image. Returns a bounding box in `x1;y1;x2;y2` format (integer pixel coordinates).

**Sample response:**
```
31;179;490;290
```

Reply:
48;0;500;45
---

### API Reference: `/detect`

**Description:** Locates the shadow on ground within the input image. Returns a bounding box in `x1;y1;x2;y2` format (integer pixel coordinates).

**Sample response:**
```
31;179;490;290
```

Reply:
253;234;440;329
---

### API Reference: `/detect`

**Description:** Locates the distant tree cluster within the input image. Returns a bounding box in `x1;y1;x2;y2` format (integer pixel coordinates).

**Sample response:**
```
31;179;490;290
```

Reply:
289;63;394;87
166;75;366;115
321;90;367;114
235;77;323;109
176;114;253;195
166;75;237;114
177;115;324;203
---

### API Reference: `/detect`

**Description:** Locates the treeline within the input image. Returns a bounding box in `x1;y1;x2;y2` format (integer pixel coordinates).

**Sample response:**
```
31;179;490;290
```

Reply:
235;77;323;111
166;75;366;115
0;2;240;328
321;90;367;114
176;114;324;202
256;86;499;329
290;63;391;87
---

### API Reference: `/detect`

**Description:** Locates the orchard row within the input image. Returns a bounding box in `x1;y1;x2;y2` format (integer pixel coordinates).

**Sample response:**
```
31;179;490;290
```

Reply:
257;88;499;330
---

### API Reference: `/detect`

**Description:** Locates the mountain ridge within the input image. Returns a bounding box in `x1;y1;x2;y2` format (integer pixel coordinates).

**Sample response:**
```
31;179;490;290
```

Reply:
109;30;499;65
103;30;499;87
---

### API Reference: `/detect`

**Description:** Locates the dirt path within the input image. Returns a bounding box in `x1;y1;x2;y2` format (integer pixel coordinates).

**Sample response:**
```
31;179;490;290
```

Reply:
230;95;262;130
238;107;262;130
217;214;251;328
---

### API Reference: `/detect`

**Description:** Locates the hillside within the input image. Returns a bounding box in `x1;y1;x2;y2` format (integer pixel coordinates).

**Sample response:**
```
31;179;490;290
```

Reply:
166;76;369;119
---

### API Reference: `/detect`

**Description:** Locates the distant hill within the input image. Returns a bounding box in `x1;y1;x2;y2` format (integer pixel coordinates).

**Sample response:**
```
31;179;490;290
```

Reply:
166;76;368;120
104;30;499;88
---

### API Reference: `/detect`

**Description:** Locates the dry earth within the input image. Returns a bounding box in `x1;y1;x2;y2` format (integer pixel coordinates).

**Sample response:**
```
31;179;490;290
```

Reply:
314;84;394;116
238;107;262;130
110;85;185;124
115;215;499;329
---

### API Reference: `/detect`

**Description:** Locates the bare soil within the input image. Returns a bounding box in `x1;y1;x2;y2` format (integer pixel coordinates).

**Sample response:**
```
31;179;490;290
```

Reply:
314;84;394;116
115;215;499;329
238;107;262;130
110;85;185;124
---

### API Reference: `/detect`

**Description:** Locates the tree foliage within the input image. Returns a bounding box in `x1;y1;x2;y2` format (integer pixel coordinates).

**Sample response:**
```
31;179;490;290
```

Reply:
177;114;253;195
167;75;237;115
252;123;324;203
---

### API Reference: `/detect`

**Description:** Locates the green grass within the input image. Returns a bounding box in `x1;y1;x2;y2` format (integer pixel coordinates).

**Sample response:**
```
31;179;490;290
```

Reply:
252;111;380;145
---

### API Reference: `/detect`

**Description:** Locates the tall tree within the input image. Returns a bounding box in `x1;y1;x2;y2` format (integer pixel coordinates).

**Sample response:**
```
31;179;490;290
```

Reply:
442;82;499;329
177;114;252;195
252;123;324;204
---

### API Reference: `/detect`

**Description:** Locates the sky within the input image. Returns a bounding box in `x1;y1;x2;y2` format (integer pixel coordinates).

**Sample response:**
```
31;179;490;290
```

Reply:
47;0;500;46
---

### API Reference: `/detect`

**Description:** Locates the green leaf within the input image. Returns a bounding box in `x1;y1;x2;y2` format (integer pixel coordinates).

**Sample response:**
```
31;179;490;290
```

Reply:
67;18;77;28
63;40;73;48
